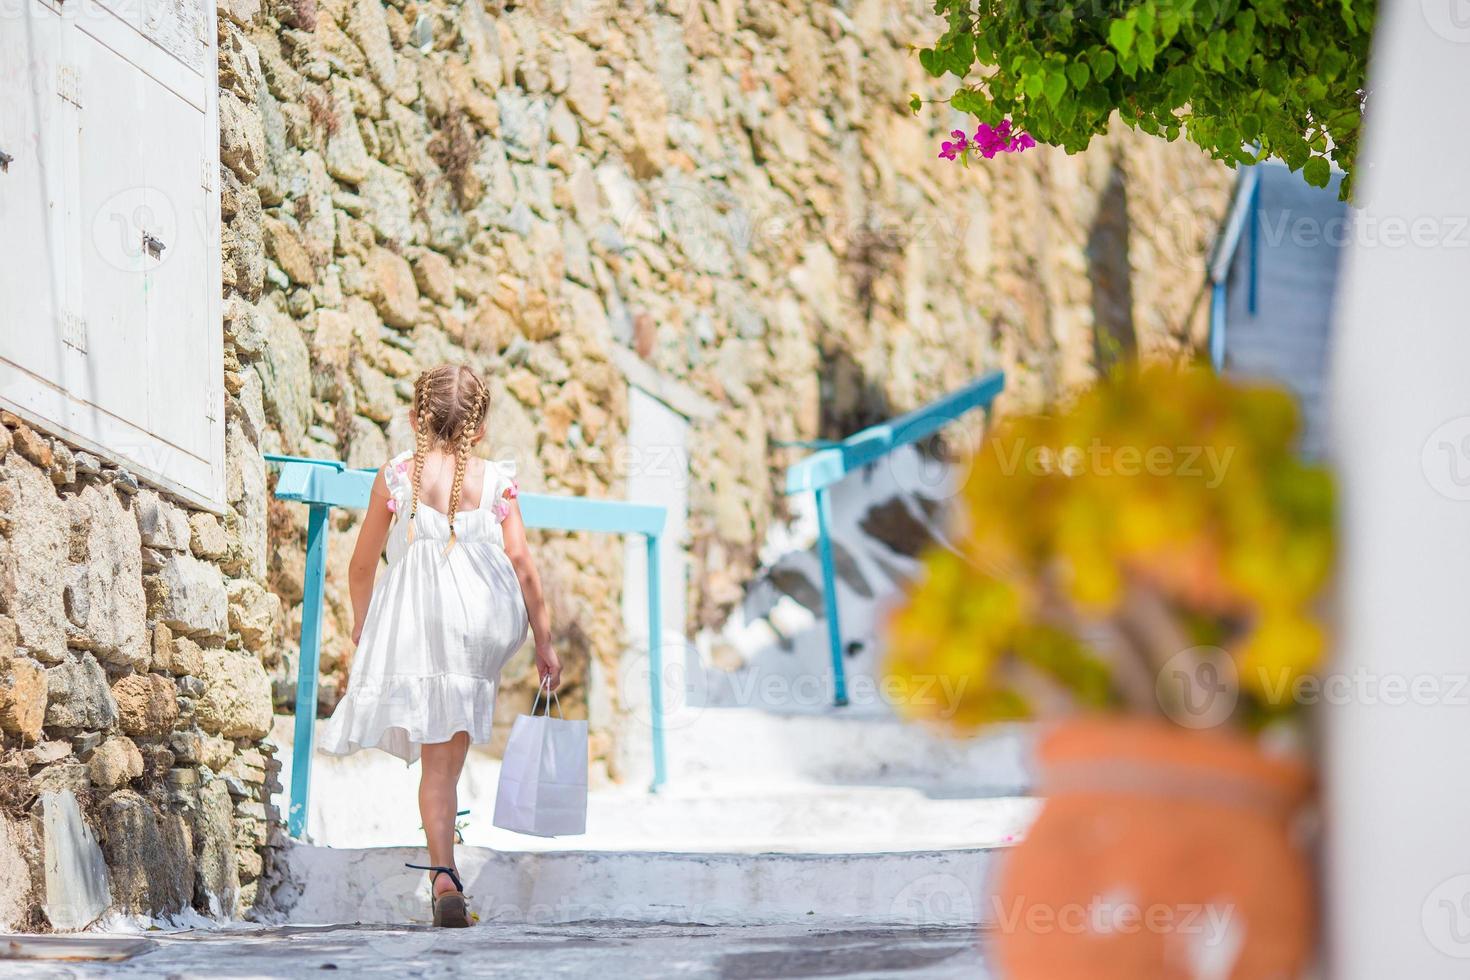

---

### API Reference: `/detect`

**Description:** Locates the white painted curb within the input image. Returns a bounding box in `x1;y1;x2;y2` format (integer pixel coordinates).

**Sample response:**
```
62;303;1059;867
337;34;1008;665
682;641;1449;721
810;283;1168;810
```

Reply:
276;843;1008;928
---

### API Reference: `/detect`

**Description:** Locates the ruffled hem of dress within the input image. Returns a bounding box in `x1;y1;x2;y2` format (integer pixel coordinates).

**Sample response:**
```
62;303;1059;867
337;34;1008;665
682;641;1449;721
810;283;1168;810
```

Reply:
319;672;500;765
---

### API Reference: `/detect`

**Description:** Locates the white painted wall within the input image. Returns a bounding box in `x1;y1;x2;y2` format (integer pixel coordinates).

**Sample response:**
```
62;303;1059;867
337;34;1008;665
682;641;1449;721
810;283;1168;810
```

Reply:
1326;7;1470;976
615;384;691;783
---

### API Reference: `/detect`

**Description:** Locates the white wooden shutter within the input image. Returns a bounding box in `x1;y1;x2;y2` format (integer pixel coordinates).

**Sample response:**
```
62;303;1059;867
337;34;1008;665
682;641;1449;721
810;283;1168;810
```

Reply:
0;0;224;510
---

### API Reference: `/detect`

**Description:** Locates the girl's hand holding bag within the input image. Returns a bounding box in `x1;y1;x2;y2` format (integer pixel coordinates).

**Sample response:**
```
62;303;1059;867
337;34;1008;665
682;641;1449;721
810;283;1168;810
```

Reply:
492;679;588;837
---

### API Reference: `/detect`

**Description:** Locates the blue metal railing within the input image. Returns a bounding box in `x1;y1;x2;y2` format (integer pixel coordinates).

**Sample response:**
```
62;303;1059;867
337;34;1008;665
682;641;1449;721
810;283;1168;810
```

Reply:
1207;165;1264;371
780;370;1005;706
265;454;668;838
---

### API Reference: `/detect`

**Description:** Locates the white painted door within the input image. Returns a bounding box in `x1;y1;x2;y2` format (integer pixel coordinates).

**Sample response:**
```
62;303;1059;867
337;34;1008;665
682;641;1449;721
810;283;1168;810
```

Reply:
0;1;67;381
0;0;223;508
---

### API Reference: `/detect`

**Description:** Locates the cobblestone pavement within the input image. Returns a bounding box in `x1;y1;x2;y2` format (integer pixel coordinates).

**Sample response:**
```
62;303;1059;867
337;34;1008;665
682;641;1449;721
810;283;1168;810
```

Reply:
5;923;994;979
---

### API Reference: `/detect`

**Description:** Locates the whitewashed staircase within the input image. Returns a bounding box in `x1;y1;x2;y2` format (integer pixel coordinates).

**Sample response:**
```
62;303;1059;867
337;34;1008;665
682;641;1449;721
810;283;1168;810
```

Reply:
270;703;1037;927
271;446;1038;927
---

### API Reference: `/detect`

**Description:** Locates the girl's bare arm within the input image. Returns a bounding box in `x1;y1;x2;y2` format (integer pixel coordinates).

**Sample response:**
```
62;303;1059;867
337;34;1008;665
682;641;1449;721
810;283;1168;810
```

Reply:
348;469;394;644
500;497;562;690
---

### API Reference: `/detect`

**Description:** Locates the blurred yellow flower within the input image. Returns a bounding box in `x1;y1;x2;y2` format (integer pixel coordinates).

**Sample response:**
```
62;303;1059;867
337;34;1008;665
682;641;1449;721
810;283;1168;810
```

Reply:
884;364;1334;732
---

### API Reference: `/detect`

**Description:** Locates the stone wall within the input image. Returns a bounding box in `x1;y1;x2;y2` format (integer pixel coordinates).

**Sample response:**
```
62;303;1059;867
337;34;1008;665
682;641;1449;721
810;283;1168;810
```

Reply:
0;0;1231;929
0;410;283;928
225;0;1230;758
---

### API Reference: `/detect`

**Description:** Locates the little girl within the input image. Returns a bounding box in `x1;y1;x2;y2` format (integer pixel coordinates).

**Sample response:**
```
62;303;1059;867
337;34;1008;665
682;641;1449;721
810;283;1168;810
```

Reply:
321;363;561;929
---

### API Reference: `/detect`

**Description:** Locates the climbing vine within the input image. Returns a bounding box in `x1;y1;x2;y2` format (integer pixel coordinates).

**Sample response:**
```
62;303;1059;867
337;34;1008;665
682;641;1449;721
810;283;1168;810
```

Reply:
914;0;1373;198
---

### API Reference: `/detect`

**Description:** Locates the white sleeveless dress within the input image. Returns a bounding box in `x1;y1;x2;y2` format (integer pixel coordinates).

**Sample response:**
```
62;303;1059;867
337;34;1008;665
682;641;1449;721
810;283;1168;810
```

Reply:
321;451;529;763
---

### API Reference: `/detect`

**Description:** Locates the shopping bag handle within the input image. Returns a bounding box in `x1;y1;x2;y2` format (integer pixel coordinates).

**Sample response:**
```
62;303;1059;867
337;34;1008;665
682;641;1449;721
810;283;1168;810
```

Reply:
530;676;563;718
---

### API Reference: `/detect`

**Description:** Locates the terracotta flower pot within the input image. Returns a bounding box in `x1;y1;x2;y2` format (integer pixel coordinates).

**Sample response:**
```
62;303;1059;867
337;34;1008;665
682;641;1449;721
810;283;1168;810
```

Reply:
990;718;1314;980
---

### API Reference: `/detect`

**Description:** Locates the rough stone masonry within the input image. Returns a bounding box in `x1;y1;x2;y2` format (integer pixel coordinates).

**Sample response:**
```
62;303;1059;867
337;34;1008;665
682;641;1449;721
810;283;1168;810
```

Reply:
0;413;282;928
0;0;1230;929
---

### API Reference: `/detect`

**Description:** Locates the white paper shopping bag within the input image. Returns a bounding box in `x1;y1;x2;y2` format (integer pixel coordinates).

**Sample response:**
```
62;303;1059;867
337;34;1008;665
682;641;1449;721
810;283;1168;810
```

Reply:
492;679;588;837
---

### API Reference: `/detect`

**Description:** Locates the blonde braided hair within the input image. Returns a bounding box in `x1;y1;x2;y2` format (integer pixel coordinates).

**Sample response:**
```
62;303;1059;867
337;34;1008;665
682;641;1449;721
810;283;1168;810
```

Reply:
406;391;432;545
404;365;491;555
444;380;489;554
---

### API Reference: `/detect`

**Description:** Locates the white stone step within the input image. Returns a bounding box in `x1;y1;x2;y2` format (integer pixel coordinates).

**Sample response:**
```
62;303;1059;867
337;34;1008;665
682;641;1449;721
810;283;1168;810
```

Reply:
274;719;1038;853
653;706;1033;796
276;842;1006;927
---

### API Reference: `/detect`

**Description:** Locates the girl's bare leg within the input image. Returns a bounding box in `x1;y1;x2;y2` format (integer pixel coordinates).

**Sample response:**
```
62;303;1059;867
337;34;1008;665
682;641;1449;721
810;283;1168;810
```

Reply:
418;732;470;896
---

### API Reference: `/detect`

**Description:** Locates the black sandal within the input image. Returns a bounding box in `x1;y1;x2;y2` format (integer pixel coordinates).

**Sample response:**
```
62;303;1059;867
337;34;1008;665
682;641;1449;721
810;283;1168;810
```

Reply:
405;863;470;928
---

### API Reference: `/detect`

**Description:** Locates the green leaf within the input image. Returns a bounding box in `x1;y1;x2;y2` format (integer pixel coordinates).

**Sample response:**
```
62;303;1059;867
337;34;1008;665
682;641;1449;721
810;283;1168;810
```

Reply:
1256;0;1287;24
1303;156;1330;187
1159;10;1182;43
1321;47;1348;80
909;93;923;114
1108;17;1135;59
1135;4;1156;36
1057;96;1080;127
1166;65;1195;103
1043;69;1067;106
909;0;1371;200
1262;62;1288;96
948;33;974;75
1282;138;1311;170
1225;30;1251;69
1204;32;1226;71
1137;31;1157;69
951;89;983;113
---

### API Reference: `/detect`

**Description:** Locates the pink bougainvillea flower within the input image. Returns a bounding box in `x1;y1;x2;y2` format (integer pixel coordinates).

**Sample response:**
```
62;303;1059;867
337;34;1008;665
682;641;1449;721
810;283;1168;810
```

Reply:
938;129;970;160
942;118;1035;163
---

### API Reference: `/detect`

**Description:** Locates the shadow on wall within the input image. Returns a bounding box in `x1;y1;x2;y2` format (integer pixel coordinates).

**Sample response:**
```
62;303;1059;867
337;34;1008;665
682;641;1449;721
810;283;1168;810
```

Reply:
1087;165;1138;370
816;347;895;444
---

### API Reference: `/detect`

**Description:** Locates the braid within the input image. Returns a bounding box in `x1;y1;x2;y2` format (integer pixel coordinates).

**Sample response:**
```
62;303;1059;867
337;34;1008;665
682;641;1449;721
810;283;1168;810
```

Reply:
407;380;431;546
443;380;488;557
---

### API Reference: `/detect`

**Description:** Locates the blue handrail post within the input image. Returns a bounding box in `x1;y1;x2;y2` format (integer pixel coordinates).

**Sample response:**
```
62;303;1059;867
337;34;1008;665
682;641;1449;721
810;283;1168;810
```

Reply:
813;486;848;707
646;533;667;791
1247;176;1261;315
1209;280;1228;371
288;502;330;839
